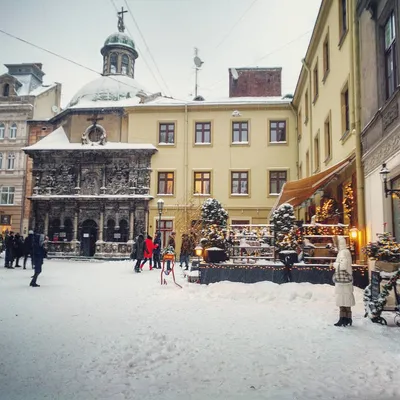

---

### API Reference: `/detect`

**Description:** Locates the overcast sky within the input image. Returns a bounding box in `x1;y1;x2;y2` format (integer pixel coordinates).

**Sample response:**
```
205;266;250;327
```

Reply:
0;0;321;107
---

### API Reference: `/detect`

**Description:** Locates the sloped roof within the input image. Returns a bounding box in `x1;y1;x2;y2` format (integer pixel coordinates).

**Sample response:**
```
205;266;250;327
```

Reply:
22;125;156;152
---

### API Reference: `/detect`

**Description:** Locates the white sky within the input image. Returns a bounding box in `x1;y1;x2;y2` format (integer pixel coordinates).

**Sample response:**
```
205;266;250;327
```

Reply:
0;0;322;107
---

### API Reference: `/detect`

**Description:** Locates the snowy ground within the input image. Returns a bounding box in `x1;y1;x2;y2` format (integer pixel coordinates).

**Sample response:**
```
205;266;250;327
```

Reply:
1;259;400;400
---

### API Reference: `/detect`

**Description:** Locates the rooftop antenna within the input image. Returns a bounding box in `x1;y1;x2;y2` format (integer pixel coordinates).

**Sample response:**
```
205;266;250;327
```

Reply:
193;47;204;98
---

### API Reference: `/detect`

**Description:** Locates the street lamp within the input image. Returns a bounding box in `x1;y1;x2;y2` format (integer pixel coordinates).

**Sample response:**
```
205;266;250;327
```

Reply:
157;198;164;235
380;163;400;198
349;227;358;240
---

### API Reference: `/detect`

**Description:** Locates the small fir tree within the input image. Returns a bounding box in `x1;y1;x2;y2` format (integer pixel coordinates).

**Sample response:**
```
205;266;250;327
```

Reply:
201;198;228;227
272;203;298;251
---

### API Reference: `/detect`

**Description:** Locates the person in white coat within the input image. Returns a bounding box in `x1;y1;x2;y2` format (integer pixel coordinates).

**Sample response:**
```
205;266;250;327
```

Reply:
333;235;355;326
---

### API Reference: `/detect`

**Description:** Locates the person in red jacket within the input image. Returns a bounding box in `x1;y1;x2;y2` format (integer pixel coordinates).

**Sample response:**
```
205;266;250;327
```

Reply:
141;235;156;270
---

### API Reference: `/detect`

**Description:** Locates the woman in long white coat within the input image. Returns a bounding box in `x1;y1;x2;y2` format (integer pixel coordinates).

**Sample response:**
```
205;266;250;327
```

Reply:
333;236;355;326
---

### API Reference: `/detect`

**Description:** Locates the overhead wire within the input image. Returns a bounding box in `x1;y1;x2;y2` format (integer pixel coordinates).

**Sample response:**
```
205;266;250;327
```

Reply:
123;0;173;97
109;0;166;94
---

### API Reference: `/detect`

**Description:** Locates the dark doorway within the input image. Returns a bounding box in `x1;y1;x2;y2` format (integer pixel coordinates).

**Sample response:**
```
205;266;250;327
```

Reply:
81;219;97;257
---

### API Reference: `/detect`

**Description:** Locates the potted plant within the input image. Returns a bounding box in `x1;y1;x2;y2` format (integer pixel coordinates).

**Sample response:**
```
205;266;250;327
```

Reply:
362;232;400;272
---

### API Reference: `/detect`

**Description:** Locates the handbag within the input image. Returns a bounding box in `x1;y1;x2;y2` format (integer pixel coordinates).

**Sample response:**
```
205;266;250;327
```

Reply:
333;269;353;284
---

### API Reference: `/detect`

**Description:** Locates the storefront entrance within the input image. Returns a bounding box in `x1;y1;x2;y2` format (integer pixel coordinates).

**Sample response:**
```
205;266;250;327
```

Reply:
81;219;97;257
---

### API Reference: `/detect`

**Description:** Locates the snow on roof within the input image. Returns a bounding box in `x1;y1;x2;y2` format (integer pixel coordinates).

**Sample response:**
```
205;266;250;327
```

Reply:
67;74;149;109
22;125;156;151
29;83;58;97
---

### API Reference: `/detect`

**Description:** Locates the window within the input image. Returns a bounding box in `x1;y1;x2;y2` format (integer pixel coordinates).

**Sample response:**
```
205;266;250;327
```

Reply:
339;0;348;39
269;121;286;142
121;54;129;75
156;219;173;248
194;171;210;195
0;123;4;139
7;153;15;170
314;134;320;172
195;122;211;144
157;172;174;195
341;85;350;134
298;110;302;138
159;123;175;144
324;114;332;161
305;90;309;123
3;84;9;96
0;152;2;169
306;151;310;177
110;53;118;74
269;171;287;195
384;12;397;99
323;34;330;78
232;121;248;143
0;187;15;205
313;62;319;101
231;171;248;195
9;123;17;139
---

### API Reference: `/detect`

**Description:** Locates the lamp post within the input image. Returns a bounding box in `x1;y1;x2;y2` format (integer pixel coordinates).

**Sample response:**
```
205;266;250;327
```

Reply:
380;163;400;198
349;227;358;263
157;198;164;243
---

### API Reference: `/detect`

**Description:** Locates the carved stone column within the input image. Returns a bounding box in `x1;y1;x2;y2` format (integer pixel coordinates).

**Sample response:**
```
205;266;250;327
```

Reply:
73;207;79;241
44;210;49;237
129;208;135;241
99;206;104;241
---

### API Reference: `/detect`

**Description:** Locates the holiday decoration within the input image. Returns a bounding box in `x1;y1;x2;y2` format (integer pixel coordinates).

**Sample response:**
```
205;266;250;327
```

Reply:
342;183;354;221
363;232;400;263
315;198;338;222
201;198;229;227
272;203;298;251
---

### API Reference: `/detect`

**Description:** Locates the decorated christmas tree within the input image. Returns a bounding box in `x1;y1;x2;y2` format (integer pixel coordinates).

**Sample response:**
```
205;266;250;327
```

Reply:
272;203;298;251
200;198;229;250
201;198;228;227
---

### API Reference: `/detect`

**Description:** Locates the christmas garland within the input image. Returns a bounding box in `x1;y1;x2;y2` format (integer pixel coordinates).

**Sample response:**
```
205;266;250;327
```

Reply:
364;269;400;318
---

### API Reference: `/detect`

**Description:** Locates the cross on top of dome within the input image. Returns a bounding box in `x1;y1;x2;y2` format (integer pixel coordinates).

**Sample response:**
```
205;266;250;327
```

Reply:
117;6;128;33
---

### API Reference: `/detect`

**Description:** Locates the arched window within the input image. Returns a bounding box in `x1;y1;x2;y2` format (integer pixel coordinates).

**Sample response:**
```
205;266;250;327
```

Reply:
49;218;61;241
106;219;116;241
0;153;2;169
9;123;17;139
110;53;118;74
119;219;129;242
7;153;15;170
3;84;10;96
0;123;5;139
121;55;129;75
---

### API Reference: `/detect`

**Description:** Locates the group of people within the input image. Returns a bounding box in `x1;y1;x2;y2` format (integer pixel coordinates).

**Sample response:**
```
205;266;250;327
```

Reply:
130;231;195;274
1;230;46;287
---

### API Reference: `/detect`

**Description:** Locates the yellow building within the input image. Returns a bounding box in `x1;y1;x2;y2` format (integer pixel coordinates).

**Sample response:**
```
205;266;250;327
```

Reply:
126;95;297;245
277;0;364;251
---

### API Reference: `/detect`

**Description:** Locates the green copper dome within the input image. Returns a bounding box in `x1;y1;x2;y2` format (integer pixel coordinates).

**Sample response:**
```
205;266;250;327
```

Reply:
103;32;135;51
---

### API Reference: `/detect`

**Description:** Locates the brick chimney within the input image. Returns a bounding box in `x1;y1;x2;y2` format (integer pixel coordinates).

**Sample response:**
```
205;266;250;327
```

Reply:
229;67;282;98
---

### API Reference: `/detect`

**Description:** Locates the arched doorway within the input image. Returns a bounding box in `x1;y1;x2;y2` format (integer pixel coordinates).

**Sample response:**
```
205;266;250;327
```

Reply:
81;219;97;257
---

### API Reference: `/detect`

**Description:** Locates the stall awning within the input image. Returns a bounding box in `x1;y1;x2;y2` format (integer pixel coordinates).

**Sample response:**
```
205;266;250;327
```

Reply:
274;156;354;209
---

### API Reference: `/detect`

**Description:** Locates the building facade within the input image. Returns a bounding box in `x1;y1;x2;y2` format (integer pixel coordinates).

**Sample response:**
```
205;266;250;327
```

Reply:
357;0;400;242
0;63;61;234
278;0;365;255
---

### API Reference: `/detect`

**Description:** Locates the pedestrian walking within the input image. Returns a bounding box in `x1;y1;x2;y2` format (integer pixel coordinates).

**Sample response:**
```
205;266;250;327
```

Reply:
13;233;24;268
179;233;191;270
152;231;162;269
30;232;45;287
333;235;355;326
4;231;15;269
131;234;147;273
23;230;34;269
141;235;156;270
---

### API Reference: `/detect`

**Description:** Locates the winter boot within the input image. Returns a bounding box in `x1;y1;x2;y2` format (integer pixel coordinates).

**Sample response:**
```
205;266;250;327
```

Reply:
334;318;346;327
343;318;353;326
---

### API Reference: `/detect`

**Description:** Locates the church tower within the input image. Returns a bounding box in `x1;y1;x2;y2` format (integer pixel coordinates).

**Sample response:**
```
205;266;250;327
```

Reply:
101;7;139;78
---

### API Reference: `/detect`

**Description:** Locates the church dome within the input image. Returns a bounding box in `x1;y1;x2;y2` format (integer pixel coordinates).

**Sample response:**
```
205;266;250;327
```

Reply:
67;74;148;108
102;32;136;53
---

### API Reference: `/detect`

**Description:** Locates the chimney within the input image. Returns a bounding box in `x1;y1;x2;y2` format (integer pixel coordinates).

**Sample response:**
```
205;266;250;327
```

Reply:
229;67;282;98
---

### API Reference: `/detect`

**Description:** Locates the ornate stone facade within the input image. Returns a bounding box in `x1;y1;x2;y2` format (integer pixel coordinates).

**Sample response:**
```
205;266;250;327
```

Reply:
25;146;156;258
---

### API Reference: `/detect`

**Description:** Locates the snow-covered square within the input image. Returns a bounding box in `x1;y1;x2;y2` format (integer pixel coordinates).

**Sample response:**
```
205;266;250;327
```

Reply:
1;259;400;400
